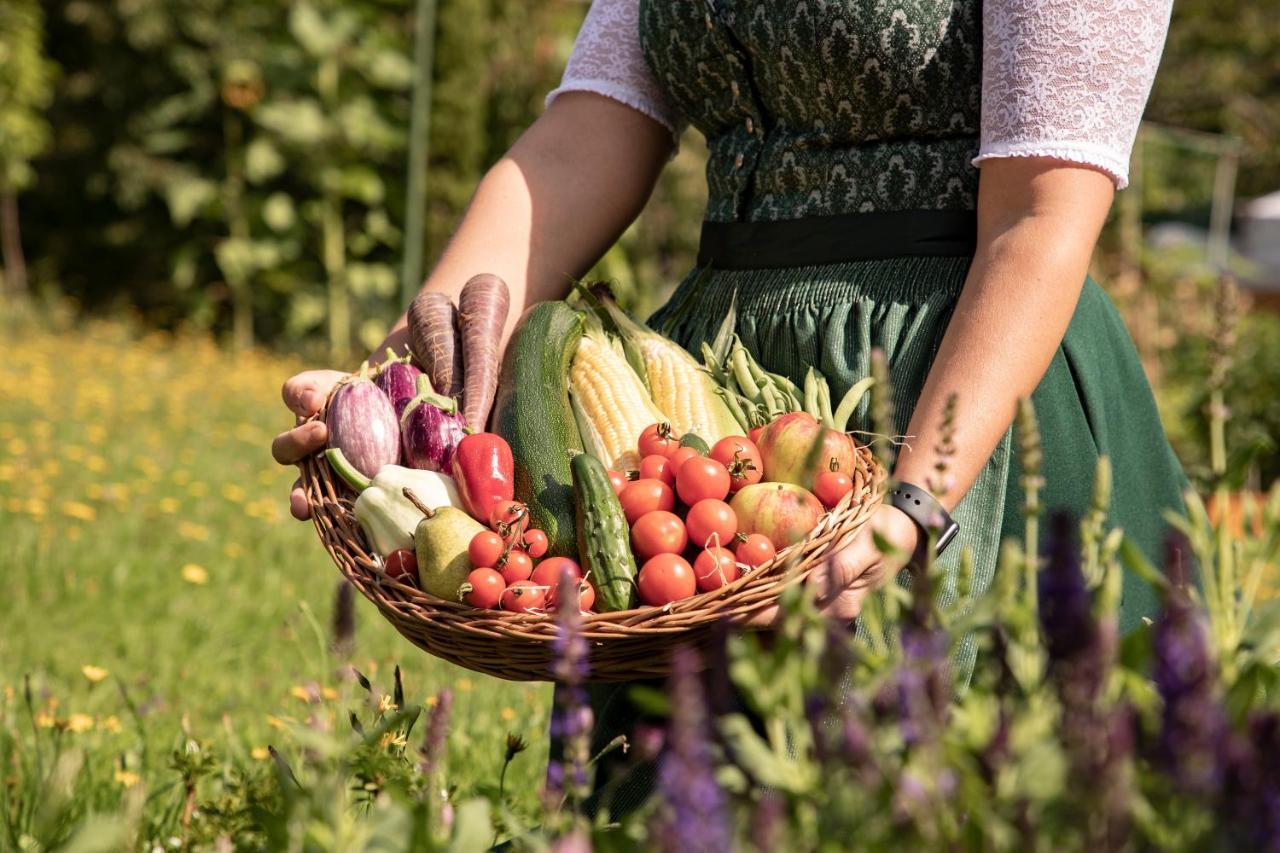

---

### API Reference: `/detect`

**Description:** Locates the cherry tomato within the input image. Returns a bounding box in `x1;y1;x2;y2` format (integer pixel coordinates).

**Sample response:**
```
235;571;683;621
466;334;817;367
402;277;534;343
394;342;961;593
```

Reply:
735;532;777;569
500;579;546;614
676;456;731;505
630;510;688;561
667;446;700;471
576;579;596;611
814;468;854;509
639;454;676;487
685;499;737;550
748;425;765;444
710;435;764;492
607;469;630;496
384;549;418;582
638;422;680;458
461;567;505;608
531;556;583;591
637;554;697;606
694;546;741;592
619;478;676;525
521;528;549;559
499;549;534;585
468;530;506;568
488;500;529;535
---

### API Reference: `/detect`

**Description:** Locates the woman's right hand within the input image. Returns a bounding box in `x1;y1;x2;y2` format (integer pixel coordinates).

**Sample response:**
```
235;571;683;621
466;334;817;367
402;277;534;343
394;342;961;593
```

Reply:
271;369;348;520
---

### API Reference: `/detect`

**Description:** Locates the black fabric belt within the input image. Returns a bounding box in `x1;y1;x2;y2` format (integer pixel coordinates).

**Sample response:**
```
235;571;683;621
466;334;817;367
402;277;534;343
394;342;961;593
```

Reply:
696;209;978;270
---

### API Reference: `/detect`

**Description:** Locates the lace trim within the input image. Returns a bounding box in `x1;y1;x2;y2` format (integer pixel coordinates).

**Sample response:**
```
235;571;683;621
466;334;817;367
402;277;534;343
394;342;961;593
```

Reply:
973;141;1130;190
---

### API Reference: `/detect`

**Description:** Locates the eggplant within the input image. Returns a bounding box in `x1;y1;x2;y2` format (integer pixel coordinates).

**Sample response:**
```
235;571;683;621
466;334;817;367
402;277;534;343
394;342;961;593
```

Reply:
326;371;401;479
400;374;467;472
374;349;424;416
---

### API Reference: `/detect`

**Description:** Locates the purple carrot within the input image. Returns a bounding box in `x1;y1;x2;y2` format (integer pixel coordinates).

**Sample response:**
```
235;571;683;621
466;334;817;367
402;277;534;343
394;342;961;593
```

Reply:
407;292;464;399
400;374;467;472
325;371;400;479
374;349;424;416
457;273;510;432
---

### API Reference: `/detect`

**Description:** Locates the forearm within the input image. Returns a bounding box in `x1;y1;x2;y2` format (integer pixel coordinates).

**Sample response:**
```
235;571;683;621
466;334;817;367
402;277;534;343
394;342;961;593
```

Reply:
892;161;1115;508
376;92;672;360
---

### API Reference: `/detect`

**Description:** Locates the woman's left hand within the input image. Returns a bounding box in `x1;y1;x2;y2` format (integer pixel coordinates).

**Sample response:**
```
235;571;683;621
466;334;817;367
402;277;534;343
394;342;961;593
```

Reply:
742;505;920;627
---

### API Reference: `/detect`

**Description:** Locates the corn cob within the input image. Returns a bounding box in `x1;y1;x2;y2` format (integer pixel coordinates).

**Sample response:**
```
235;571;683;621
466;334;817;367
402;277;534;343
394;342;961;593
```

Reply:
569;328;664;472
594;292;741;445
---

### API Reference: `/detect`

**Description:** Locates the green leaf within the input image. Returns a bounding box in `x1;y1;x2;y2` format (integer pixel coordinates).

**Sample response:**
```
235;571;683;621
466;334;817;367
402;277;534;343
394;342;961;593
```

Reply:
447;798;493;852
246;137;285;183
289;2;356;58
256;99;331;147
163;174;217;227
262;192;296;231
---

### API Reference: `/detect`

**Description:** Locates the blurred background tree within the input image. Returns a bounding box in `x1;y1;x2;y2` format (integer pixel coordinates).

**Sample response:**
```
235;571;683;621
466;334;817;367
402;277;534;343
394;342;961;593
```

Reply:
0;0;56;297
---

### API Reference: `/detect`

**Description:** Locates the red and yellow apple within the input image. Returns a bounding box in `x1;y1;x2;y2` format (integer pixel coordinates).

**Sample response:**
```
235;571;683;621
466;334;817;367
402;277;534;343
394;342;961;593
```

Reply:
756;412;855;488
729;481;825;550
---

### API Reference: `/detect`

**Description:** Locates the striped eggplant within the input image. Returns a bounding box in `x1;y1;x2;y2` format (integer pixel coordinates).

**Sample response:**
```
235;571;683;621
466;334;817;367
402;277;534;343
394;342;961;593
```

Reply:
325;371;401;479
400;374;467;472
374;349;424;416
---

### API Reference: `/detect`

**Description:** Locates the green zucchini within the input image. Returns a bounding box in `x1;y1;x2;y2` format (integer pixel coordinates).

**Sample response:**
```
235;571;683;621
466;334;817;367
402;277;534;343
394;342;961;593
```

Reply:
492;302;584;557
572;452;638;612
678;432;710;455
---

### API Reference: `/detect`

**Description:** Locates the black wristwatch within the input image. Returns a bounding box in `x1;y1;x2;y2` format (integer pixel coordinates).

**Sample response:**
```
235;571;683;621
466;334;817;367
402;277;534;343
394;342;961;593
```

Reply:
888;481;960;557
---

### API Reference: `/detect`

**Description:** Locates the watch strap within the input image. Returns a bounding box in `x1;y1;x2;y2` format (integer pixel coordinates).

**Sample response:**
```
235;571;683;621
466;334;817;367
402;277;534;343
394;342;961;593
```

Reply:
888;481;960;556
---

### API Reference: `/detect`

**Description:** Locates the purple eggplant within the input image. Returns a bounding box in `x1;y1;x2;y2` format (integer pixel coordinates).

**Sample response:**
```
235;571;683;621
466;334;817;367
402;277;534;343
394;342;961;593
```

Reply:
400;374;467;472
374;349;424;416
325;372;401;479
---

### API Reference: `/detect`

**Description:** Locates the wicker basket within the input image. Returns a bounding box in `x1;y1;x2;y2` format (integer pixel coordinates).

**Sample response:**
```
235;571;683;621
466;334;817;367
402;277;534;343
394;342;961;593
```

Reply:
303;441;885;682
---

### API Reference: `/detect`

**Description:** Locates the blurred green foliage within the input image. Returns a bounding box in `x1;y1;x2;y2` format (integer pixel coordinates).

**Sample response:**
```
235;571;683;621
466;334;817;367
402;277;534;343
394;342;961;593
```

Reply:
0;0;55;194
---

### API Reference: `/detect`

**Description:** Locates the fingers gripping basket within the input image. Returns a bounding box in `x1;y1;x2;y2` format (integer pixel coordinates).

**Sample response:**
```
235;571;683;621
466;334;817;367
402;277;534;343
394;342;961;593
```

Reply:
303;445;886;682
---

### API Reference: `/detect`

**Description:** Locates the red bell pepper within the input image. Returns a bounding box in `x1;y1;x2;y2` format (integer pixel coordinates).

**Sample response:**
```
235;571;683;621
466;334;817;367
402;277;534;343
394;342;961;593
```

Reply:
451;432;515;523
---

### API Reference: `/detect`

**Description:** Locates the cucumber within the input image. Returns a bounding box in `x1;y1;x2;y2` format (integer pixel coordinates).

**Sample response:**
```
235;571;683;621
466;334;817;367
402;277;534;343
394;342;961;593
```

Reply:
678;432;710;455
492;302;584;557
572;452;638;612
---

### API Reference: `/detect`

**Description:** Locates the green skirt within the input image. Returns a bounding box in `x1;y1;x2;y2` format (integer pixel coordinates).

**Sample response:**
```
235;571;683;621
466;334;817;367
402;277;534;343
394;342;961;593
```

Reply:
573;250;1188;816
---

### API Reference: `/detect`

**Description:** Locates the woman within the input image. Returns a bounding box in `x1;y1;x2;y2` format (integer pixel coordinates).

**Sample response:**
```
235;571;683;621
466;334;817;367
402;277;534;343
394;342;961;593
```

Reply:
272;0;1184;809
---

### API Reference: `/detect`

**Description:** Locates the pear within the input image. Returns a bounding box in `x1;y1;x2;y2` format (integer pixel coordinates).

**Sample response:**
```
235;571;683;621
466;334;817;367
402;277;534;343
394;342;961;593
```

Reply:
403;488;485;601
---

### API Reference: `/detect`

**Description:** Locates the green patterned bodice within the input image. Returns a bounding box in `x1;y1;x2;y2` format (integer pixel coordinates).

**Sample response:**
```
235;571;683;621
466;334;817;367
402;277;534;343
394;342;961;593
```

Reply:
638;0;983;222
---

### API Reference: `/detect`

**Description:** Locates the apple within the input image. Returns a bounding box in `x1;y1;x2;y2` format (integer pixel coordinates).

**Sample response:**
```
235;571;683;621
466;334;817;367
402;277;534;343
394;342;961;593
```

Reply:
756;412;855;488
729;482;825;550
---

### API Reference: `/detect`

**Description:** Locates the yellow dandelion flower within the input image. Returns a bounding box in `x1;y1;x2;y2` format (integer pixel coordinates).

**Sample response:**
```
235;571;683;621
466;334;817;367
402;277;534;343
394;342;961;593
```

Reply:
158;497;179;514
172;470;191;485
177;521;210;541
289;685;313;703
86;456;107;473
379;730;408;750
65;445;87;462
99;715;122;733
85;483;104;500
221;483;246;503
41;460;61;477
266;714;295;730
61;501;96;522
6;438;28;456
377;694;395;714
424;695;438;708
457;677;473;693
35;711;56;728
500;707;516;722
0;463;15;482
81;665;109;684
181;563;208;585
321;686;338;701
26;498;47;517
66;713;95;734
114;769;141;788
251;746;270;761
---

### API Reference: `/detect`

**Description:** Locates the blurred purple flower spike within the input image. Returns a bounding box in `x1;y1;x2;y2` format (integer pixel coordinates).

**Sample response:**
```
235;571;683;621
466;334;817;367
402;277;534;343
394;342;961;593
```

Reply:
546;566;592;805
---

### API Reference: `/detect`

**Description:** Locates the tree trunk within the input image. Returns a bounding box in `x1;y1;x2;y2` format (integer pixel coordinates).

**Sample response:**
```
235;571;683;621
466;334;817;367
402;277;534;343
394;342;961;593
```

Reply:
1;191;29;297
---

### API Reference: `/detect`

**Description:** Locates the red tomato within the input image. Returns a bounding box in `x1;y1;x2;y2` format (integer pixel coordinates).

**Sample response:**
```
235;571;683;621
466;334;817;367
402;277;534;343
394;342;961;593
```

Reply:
710;435;764;492
468;531;506;568
499;549;534;585
607;469;630;496
620;478;676;525
531;556;582;591
667;446;700;470
461;567;505;608
639;454;676;487
384;549;418;581
676;456;731;505
694;546;741;592
488;500;528;535
748;425;765;444
521;528;549;559
735;532;777;568
638;422;680;458
577;579;596;611
685;499;737;550
814;468;854;509
500;580;546;614
638;554;696;606
630;510;688;561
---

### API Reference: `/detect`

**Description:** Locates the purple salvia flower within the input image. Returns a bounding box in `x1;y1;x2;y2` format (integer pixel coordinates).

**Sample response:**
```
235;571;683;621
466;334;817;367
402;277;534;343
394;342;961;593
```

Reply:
1151;583;1225;796
1038;513;1098;670
654;646;732;853
891;564;949;747
1223;712;1280;852
419;688;453;779
546;566;592;807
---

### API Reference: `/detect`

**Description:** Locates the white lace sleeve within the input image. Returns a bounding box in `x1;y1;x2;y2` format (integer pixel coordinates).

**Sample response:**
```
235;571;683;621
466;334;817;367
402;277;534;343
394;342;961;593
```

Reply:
976;0;1173;189
545;0;682;138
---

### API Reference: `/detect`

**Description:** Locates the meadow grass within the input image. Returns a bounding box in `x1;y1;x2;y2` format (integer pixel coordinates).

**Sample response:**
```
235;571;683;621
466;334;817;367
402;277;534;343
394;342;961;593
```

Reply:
0;317;551;846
